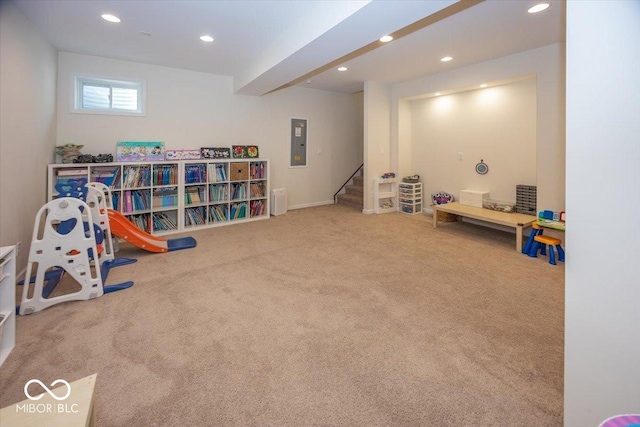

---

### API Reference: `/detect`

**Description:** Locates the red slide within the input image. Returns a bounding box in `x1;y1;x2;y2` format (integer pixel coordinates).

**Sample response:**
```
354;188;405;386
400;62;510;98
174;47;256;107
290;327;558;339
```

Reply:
107;209;196;253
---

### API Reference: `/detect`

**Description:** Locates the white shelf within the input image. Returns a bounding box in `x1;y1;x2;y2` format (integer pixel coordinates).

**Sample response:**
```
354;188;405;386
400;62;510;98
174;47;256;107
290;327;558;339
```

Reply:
48;159;270;235
373;176;397;214
0;245;16;366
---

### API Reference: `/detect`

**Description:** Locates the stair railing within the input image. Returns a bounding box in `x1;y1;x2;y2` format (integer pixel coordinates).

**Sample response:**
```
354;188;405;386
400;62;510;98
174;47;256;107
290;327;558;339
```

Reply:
334;163;364;202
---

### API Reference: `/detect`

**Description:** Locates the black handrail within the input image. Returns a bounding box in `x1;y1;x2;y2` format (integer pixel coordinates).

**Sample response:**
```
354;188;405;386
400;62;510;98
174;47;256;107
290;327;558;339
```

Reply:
334;163;364;202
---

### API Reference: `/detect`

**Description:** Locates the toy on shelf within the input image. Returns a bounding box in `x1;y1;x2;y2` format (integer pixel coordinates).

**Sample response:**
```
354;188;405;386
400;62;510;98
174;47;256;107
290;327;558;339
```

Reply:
380;172;396;179
55;143;84;163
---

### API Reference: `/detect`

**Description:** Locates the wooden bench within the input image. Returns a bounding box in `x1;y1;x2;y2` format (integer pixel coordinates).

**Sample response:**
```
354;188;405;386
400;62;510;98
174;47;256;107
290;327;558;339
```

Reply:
432;202;536;252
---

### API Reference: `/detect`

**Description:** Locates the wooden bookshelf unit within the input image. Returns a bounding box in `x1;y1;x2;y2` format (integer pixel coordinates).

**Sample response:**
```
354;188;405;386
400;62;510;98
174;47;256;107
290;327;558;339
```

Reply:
48;159;270;235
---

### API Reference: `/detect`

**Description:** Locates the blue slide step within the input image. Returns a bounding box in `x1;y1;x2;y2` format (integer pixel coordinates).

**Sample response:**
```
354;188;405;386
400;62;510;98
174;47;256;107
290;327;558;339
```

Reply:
101;258;137;293
167;236;197;252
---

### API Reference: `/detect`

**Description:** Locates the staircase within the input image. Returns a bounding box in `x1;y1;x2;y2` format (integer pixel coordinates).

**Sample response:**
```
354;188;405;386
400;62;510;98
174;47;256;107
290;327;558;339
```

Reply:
336;174;363;210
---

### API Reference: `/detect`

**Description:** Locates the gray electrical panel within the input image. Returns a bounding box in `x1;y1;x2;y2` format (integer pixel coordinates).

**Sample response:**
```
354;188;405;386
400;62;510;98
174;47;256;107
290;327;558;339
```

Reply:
290;118;307;167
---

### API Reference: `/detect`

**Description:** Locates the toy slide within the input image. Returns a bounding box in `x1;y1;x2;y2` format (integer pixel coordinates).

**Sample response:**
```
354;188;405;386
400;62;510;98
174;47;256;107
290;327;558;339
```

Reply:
108;209;197;253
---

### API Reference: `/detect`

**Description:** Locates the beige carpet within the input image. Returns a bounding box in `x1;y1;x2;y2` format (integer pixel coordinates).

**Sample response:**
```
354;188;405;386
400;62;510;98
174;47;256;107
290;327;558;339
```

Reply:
0;204;564;426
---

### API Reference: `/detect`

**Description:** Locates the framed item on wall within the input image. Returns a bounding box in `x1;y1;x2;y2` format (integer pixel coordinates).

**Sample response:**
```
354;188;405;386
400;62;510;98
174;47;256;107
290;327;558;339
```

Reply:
475;159;489;175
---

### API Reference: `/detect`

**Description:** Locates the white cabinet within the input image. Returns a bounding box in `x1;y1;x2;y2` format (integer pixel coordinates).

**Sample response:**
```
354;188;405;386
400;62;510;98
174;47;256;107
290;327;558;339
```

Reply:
373;177;397;214
399;182;423;215
0;245;16;366
47;159;270;235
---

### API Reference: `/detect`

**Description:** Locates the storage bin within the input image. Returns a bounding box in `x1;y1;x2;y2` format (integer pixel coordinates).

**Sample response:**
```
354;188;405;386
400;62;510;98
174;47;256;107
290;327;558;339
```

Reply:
459;190;489;208
229;162;248;181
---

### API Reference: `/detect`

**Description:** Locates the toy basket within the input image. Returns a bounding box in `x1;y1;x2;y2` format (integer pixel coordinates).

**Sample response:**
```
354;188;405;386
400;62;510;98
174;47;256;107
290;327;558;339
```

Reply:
437;211;458;222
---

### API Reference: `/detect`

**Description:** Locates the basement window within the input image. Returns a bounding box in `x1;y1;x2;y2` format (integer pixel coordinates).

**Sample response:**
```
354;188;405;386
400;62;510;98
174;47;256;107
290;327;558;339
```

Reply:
73;76;145;116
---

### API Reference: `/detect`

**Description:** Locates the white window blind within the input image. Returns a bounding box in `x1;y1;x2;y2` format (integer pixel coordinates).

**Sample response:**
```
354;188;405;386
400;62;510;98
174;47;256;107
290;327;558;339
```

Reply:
74;76;145;115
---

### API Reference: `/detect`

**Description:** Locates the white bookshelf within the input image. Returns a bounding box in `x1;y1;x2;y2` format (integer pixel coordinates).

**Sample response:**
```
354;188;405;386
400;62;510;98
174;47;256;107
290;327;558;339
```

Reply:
48;159;270;235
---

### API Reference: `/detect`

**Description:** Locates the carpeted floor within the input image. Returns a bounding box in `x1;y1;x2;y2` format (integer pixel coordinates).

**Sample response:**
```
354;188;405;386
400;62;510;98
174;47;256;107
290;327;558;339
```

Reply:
0;204;564;426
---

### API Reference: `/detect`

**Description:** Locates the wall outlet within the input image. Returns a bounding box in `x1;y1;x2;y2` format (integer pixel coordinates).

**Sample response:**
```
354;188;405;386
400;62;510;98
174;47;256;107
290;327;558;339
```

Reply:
457;152;464;160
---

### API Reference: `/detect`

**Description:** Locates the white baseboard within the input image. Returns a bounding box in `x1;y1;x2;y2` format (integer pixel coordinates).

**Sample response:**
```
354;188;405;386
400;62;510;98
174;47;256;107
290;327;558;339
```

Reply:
287;200;335;210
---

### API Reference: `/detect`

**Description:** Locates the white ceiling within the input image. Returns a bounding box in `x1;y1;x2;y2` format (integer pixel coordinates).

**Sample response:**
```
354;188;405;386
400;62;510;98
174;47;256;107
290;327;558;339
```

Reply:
13;0;565;96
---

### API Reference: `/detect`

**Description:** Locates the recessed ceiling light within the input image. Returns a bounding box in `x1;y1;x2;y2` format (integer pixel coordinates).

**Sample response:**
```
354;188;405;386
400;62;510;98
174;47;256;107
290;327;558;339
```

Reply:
379;35;393;43
480;83;488;88
200;35;214;42
528;3;550;13
441;56;453;62
435;92;441;96
338;66;348;72
101;14;121;23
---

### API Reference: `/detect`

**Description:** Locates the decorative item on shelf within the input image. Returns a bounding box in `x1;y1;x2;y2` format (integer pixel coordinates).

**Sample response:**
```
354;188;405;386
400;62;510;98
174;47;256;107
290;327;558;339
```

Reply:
402;174;420;183
72;153;114;164
94;154;113;163
381;172;395;179
475;159;489;175
165;149;201;160
200;147;230;159
232;145;247;158
117;141;165;162
247;145;259;158
55;143;84;164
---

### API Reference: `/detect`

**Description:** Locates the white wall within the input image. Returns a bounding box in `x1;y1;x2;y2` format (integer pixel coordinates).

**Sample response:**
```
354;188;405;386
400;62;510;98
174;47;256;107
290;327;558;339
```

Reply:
391;43;565;213
0;1;58;271
409;78;536;203
363;81;391;213
57;52;363;209
565;1;640;426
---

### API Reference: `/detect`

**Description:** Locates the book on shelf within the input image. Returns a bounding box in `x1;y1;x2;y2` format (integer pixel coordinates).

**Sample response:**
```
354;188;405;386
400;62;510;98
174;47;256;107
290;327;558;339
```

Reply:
91;166;120;188
56;167;88;176
125;190;133;213
153;212;178;231
185;207;206;226
250;162;265;179
208;205;227;222
153;187;178;208
123;165;151;188
153;165;178;186
185;164;206;184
